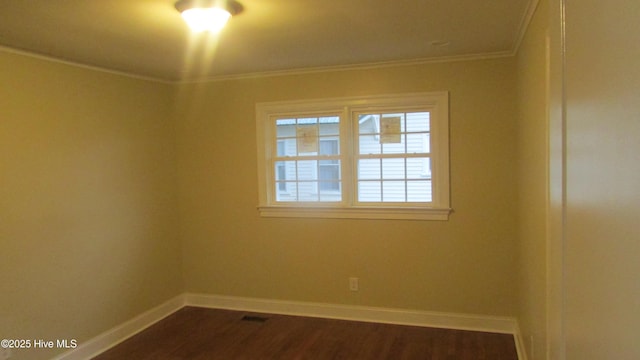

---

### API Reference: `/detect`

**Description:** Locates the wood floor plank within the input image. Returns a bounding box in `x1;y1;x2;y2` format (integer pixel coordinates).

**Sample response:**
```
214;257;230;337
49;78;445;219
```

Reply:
92;307;518;359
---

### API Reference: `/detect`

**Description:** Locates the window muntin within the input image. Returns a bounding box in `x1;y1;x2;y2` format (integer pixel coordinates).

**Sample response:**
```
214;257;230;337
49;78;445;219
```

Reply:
256;92;450;220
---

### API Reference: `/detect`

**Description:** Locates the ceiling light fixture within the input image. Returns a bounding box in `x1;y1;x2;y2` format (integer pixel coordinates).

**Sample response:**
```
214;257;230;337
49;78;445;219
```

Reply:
175;0;243;33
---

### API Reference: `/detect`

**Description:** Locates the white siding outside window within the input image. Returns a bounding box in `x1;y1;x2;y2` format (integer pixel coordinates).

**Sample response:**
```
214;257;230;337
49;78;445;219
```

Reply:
356;112;432;203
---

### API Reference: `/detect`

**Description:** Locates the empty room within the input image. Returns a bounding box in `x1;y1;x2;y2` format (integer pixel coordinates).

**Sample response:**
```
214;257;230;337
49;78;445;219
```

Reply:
1;0;638;359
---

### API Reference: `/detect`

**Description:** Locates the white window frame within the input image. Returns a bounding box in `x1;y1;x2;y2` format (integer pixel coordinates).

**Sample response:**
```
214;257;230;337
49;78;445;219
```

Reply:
256;92;451;220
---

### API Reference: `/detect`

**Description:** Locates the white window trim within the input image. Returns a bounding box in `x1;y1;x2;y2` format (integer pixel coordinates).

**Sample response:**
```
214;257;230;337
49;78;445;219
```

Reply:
256;92;451;221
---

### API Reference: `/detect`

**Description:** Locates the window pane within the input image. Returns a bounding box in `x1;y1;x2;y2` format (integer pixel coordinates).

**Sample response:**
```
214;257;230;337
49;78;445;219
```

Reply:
407;180;432;202
381;136;405;154
276;182;298;201
406;133;430;153
297;160;317;181
275;160;287;191
382;158;405;179
277;141;285;156
358;159;380;179
359;134;381;155
319;116;340;136
319;160;340;177
406;112;430;132
276;119;296;139
358;181;381;202
277;140;297;157
319;139;339;155
297;117;318;125
382;181;406;202
319;181;340;191
358;114;379;134
276;160;296;179
319;188;341;201
406;157;431;179
298;182;319;201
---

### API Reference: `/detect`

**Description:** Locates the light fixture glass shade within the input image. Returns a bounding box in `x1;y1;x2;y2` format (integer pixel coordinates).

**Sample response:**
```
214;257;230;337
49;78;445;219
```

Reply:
176;0;243;33
181;7;232;32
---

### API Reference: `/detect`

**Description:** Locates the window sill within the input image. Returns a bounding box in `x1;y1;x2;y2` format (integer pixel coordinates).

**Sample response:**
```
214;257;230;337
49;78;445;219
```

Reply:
257;205;452;221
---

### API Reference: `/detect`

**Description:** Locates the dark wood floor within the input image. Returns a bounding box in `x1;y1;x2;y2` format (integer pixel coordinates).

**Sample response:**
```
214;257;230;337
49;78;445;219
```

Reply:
93;307;518;359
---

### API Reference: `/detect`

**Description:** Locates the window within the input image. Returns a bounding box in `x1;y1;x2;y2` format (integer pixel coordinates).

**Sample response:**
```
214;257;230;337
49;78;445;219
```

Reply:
256;92;451;220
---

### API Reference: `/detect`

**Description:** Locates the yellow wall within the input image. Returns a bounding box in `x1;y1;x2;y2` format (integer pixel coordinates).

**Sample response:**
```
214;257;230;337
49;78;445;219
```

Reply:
0;51;183;360
515;0;549;358
0;48;523;360
563;0;640;358
175;58;519;316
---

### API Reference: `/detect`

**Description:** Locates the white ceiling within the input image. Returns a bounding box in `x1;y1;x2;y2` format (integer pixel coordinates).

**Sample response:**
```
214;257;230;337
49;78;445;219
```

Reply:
0;0;535;82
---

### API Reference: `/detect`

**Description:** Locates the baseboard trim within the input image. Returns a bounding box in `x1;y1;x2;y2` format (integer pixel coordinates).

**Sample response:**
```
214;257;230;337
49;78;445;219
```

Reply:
512;322;529;360
184;293;519;335
52;294;185;360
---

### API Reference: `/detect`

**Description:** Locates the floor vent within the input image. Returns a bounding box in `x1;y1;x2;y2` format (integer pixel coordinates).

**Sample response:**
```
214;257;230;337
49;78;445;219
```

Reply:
241;315;269;323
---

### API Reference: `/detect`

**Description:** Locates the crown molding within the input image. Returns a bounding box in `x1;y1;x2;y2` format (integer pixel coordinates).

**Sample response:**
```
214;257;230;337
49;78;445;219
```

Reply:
512;0;542;56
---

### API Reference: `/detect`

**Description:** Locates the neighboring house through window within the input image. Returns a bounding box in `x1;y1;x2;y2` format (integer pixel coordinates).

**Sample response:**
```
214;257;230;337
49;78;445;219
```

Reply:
318;138;340;192
256;92;451;220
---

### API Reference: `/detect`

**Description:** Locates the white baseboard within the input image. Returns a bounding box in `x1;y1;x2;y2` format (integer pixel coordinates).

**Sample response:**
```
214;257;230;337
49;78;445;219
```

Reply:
185;293;519;335
513;324;529;360
54;293;524;360
52;295;185;360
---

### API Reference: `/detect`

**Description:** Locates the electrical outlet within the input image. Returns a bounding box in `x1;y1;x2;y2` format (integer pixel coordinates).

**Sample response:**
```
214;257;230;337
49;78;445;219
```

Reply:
349;277;359;291
1;348;11;360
